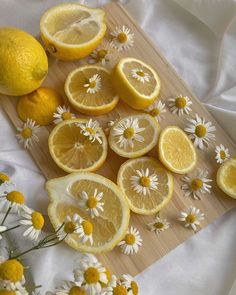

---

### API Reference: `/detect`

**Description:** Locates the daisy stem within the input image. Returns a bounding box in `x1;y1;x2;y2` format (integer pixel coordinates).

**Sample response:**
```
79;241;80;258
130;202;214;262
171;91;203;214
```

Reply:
2;224;21;233
1;205;12;225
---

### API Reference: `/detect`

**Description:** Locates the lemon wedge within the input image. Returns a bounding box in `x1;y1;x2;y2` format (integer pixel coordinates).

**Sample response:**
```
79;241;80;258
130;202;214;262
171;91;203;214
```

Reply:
217;158;236;199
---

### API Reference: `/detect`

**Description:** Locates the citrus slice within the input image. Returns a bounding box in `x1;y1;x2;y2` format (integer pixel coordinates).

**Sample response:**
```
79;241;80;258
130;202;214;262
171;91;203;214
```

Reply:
111;57;161;110
46;172;130;253
158;126;197;174
108;114;160;158
217;158;236;199
65;65;119;115
48;119;107;173
40;3;106;60
117;157;174;215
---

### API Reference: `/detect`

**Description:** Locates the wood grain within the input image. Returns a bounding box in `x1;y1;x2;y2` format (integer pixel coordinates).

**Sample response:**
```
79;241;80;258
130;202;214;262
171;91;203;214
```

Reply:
1;2;236;276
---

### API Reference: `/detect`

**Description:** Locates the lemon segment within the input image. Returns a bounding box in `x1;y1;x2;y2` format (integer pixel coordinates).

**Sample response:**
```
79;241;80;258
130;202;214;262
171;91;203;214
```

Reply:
117;157;174;215
65;66;119;115
158;126;197;174
46;172;130;253
40;3;106;61
217;158;236;199
48;119;107;173
111;57;161;110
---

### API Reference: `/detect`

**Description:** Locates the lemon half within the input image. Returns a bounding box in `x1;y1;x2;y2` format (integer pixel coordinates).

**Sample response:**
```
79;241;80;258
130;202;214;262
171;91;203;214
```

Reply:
217;158;236;199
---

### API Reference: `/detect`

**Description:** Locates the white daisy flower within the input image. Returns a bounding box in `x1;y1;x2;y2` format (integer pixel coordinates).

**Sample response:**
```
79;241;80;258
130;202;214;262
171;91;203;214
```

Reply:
76;217;94;245
0;190;25;213
57;214;81;240
19;205;45;241
147;216;170;234
0;279;28;295
77;119;102;144
79;189;104;218
168;95;192;116
131;68;150;83
122;274;139;295
53;105;76;124
48;280;86;295
16;118;40;149
84;74;102;94
179;206;204;231
101;275;128;295
0;172;15;196
181;168;212;200
111;117;145;149
145;100;166;122
184;114;216;149
130;168;158;196
110;25;134;51
215;144;230;164
0;225;7;241
118;226;143;255
89;47;112;65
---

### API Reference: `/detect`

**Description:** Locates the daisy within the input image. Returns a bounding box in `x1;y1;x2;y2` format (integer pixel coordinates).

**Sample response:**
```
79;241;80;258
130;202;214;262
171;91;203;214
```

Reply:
168;95;192;116
181;168;212;200
118;226;142;255
16;118;40;149
0;190;25;213
131;68;150;83
147;216;170;234
76;217;94;245
215;144;230;164
122;274;139;295
0;172;15;196
89;47;112;65
53;105;76;124
145;100;166;122
77;119;102;144
184;114;216;149
101;275;128;295
130;168;158;196
48;281;86;295
110;25;134;51
111;117;145;149
0;225;7;240
179;206;204;231
84;74;102;94
104;120;116;135
57;214;81;240
19;205;45;241
79;189;104;218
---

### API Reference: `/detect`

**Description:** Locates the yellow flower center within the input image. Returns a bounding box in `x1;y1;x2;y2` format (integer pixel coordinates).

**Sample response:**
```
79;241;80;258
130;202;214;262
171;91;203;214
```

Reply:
140;176;151;187
21;127;32;139
84;267;99;284
62;112;72;121
31;211;44;230
87;196;98;209
85;127;95;135
117;32;128;43
69;286;86;295
6;191;24;204
136;70;145;77
89;81;97;89
0;259;24;283
154;222;164;229
82;220;93;235
0;291;16;295
0;173;10;183
123;127;134;139
191;178;203;191
131;281;139;295
64;221;76;234
97;49;107;59
185;214;196;224
150;108;160;117
175;96;187;108
220;150;226;160
195;125;206;138
124;233;135;245
113;285;128;295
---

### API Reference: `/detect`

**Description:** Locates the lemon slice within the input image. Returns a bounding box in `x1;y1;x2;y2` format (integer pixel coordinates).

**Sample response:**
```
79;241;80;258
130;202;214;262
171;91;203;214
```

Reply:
65;65;119;116
108;114;160;158
40;3;106;60
46;172;130;253
158;126;197;174
48;119;107;173
111;57;161;110
217;158;236;199
117;157;174;215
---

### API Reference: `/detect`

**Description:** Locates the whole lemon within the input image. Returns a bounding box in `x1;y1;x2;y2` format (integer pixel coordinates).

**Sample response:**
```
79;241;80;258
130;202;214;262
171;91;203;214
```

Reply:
0;27;48;96
17;87;63;125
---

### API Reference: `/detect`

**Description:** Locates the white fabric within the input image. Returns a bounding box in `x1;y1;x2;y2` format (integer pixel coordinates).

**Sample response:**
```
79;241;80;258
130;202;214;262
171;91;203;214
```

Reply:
0;0;236;294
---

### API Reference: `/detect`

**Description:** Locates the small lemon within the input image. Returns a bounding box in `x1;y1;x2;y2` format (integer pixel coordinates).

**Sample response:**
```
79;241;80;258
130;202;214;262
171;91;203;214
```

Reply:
17;87;63;125
0;27;48;96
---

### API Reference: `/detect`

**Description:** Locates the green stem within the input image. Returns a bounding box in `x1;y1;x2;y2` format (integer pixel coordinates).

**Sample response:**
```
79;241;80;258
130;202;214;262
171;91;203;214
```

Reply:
2;224;21;233
1;205;12;225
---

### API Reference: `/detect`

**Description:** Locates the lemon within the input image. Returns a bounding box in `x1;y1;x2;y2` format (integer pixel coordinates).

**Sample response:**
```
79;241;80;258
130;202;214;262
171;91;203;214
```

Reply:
217;158;236;199
0;27;48;96
46;172;130;253
17;87;63;125
158;126;197;174
117;157;174;215
40;3;106;61
65;65;119;116
48;119;107;173
108;114;160;158
111;57;161;110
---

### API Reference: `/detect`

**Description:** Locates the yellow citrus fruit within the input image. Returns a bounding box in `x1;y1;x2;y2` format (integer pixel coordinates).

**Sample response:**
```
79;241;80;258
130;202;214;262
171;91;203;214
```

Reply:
108;114;160;158
65;65;118;115
158;126;197;174
111;57;161;110
117;157;174;215
217;158;236;199
46;172;130;253
17;87;63;125
48;118;107;173
40;3;106;61
0;27;48;96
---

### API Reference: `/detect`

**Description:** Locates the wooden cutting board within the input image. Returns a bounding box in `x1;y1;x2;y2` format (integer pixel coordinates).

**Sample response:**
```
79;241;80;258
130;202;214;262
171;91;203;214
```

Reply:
1;2;236;277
